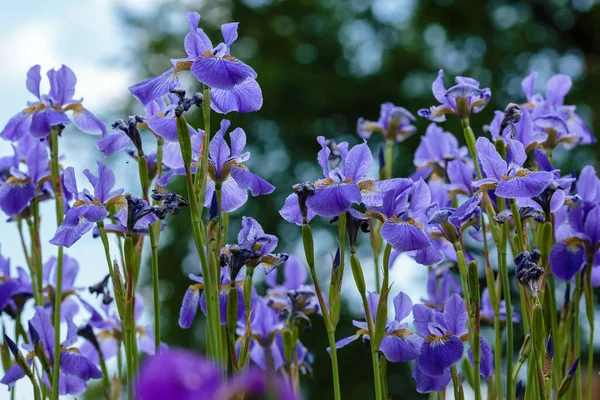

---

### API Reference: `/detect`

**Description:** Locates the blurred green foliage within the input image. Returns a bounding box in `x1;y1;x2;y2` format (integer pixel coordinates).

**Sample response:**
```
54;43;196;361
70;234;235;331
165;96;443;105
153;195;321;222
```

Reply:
118;0;599;398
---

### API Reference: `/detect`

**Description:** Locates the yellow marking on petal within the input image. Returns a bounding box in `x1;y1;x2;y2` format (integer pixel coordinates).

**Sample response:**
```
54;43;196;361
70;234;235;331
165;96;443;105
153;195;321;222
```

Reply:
175;60;193;70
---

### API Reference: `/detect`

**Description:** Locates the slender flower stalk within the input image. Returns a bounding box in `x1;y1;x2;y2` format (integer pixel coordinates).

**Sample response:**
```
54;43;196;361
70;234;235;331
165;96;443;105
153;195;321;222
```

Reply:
49;126;65;400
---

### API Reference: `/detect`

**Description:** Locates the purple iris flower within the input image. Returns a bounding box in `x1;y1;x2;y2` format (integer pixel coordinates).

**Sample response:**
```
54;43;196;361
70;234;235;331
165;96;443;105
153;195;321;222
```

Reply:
79;294;165;365
49;161;125;248
1;65;106;141
414;123;468;169
0;246;32;314
1;307;102;395
421;267;461;310
357;102;417;142
418;70;491;122
180;265;257;328
233;216;288;274
480;288;521;324
238;297;286;370
521;72;594;149
280;137;403;224
265;255;320;324
550;166;600;282
372;178;444;265
160;120;273;212
129;12;262;114
412;294;493;392
41;255;81;318
473;137;555;199
135;348;297;400
333;291;423;363
0;141;50;218
489;106;547;153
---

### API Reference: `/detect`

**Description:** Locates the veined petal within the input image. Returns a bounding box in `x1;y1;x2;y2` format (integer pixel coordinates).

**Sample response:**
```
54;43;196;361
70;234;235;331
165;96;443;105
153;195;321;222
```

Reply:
49;206;94;248
0;363;27;387
413;245;444;266
432;70;447;104
468;337;494;379
412;359;451;393
550;241;586;282
59;351;103;381
129;67;180;106
211;78;263;114
0;179;35;217
26;65;42;99
191;56;257;90
95;131;131;157
380;333;422;362
306;182;361;217
72;106;106;135
147;116;181;142
1;111;32;142
221;22;239;47
521;72;537;102
417;105;454;123
476;137;506;181
230;166;275;196
546;74;572;107
412;304;434;337
393;291;413;322
443;294;468;336
342;142;372;182
279;193;316;226
381;219;431;253
496;170;555;198
418;333;464;377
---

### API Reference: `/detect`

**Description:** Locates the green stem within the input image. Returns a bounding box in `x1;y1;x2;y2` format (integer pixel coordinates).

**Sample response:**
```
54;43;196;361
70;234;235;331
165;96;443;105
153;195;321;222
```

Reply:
97;222;125;318
499;222;514;400
450;365;465;400
149;227;161;353
460;118;482;179
98;346;112;400
301;224;339;400
49;126;64;400
326;331;342;400
384;138;394;179
574;274;582;400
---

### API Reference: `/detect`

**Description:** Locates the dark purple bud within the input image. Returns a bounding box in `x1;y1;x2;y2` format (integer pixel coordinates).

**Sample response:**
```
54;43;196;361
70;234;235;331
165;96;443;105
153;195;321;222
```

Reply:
293;182;315;224
77;324;100;352
567;358;580;377
531;181;562;216
515;381;523;398
378;147;385;171
152;190;189;219
515;250;544;297
325;139;342;169
171;88;204;117
89;274;110;297
28;321;40;347
346;210;369;248
4;334;19;357
112;116;144;154
208;191;219;222
499;103;522;138
547;335;554;360
125;194;155;232
332;247;341;270
222;244;261;282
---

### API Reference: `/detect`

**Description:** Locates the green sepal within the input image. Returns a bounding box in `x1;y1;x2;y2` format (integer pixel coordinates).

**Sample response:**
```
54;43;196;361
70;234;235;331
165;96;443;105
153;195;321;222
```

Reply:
226;285;239;336
373;286;390;349
283;329;294;365
350;254;366;295
176;115;193;168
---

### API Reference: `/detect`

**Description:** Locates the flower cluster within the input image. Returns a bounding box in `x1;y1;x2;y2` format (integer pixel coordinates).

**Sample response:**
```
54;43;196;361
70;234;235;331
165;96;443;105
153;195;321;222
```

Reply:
0;9;597;400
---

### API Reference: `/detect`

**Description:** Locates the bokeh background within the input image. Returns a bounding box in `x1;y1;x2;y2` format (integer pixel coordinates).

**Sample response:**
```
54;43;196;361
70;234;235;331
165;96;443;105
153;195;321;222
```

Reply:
1;0;599;399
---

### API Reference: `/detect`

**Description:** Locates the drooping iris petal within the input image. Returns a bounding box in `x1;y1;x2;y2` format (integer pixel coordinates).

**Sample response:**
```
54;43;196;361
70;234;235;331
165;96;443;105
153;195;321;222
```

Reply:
230;166;275;196
49;206;96;248
495;170;555;198
550;241;587;281
0;179;35;217
210;78;263;114
205;176;248;213
148;116;182;142
381;219;431;253
412;359;451;393
305;182;361;218
129;67;180;106
30;109;70;139
71;106;106;135
468;337;494;379
418;333;464;377
136;349;223;400
179;285;201;329
191;56;257;90
279;193;316;226
29;306;55;354
95;131;131;157
1;111;32;142
380;332;422;362
59;351;103;380
0;363;27;387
